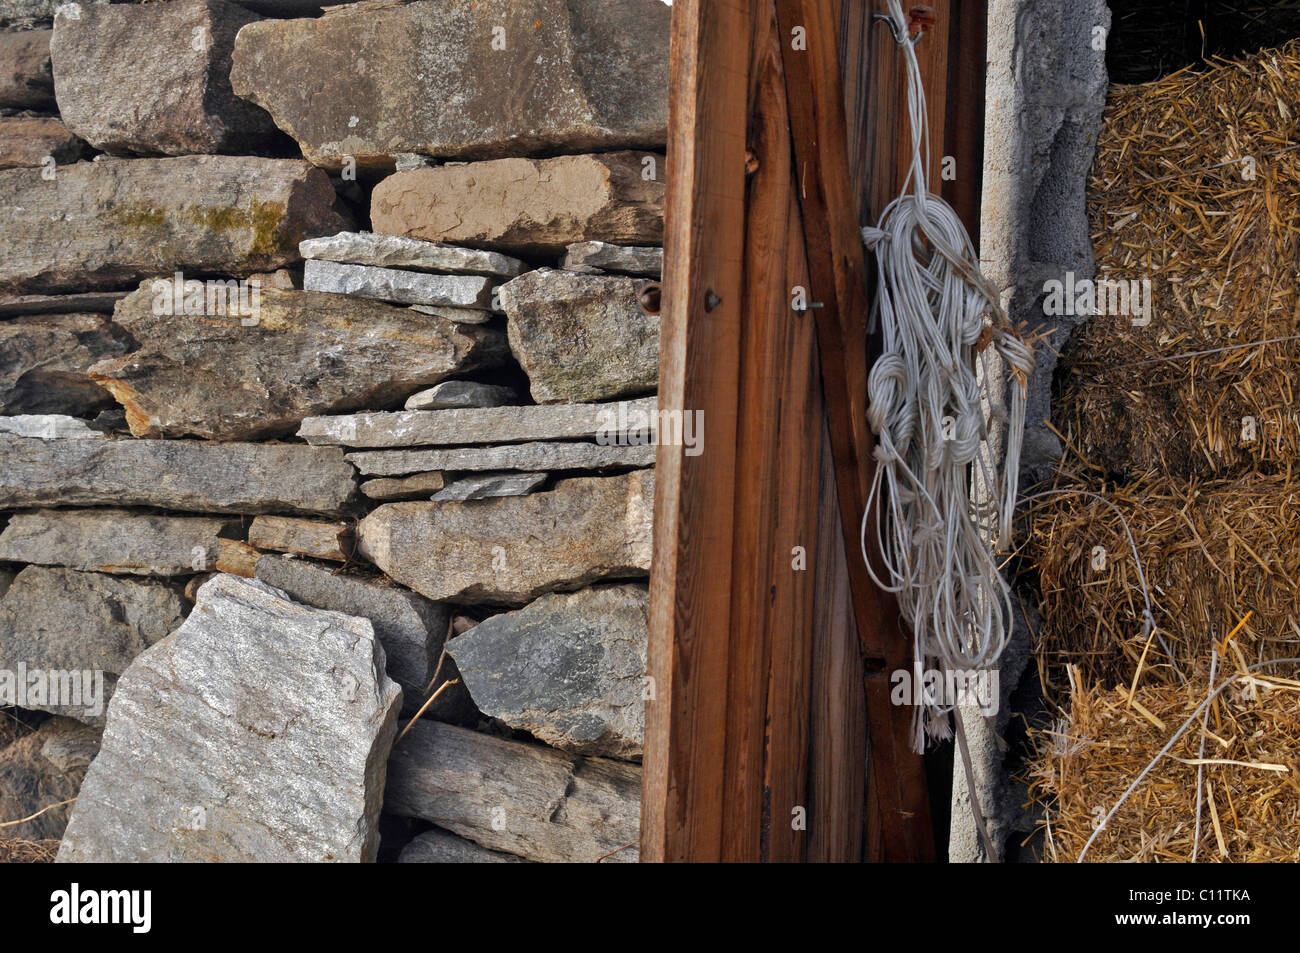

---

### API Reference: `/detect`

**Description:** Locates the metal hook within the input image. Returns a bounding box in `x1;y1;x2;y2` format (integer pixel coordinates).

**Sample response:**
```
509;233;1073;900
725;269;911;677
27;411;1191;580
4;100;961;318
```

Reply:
871;11;922;47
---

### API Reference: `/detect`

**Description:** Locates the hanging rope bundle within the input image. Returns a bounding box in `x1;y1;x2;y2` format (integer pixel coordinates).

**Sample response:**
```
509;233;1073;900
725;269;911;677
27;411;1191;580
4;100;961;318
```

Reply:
861;0;1034;754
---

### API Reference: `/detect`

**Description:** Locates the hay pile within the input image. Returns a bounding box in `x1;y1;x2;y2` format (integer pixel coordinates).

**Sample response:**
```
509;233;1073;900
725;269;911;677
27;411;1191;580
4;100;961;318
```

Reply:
1029;663;1300;863
1026;40;1300;863
1057;41;1300;482
0;837;58;863
1024;473;1300;692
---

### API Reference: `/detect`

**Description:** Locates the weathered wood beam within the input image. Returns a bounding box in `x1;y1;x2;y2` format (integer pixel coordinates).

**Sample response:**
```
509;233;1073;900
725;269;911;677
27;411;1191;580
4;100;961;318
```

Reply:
773;0;935;861
642;0;752;863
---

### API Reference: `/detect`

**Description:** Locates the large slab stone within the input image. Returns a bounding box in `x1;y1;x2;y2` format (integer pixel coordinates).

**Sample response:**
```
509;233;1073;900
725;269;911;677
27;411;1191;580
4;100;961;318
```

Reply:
371;152;665;255
0;156;347;293
448;584;647;759
0;717;101;841
51;0;281;156
500;270;658;403
0;29;53;110
0;116;83;170
300;395;656;448
0;509;238;576
301;231;525;278
254;554;473;722
562;241;662;278
0;313;128;416
88;284;502;440
0;567;186;725
347;441;655;476
230;0;668;171
56;575;402;862
358;470;652;604
0;436;357;515
303;259;495;309
385;721;639;862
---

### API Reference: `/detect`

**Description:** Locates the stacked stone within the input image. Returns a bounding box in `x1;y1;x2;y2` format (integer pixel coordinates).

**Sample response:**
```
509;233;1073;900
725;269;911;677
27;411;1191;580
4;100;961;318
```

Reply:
0;0;668;864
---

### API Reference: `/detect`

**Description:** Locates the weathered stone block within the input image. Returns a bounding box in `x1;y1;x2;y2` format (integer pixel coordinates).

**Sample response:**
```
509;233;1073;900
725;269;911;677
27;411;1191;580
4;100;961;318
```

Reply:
230;0;668;170
51;0;281;156
500;269;658;403
0;156;348;293
358;470;652;604
371;152;664;255
0;436;357;515
448;584;647;758
56;575;402;862
88;284;502;440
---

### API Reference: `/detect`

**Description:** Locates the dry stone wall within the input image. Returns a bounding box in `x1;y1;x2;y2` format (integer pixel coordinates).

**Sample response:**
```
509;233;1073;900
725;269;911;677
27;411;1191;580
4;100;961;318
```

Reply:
0;0;667;863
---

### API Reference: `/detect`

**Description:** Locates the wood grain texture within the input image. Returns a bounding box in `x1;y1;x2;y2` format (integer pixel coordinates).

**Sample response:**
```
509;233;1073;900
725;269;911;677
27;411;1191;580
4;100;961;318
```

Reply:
807;422;867;862
775;0;934;861
642;0;751;863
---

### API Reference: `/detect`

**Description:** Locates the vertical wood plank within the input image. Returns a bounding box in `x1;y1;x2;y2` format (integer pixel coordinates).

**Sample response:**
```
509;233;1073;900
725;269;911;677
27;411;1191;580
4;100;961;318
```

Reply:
774;0;935;861
642;0;752;863
807;421;867;863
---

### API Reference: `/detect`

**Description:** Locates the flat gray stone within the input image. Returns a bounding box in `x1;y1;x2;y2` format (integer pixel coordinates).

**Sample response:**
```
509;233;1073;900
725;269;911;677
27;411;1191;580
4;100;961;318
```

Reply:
0;509;238;576
300;231;525;278
56;575;402;862
0;436;357;515
0;414;101;439
0;566;186;725
0;313;130;416
430;472;546;501
360;471;446;501
385;721;639;862
407;304;492;325
501;269;658;403
303;259;495;310
562;241;662;277
0;29;53;110
0;717;101;841
372;152;665;255
348;441;655;477
254;555;473;721
229;0;668;170
398;828;527;863
358;470;652;604
300;396;657;449
448;584;647;759
51;0;281;156
404;380;517;411
88;284;502;440
0;156;348;293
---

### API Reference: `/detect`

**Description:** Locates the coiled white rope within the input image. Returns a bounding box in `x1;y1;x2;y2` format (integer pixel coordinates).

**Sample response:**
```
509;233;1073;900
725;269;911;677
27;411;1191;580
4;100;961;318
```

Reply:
861;0;1034;753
